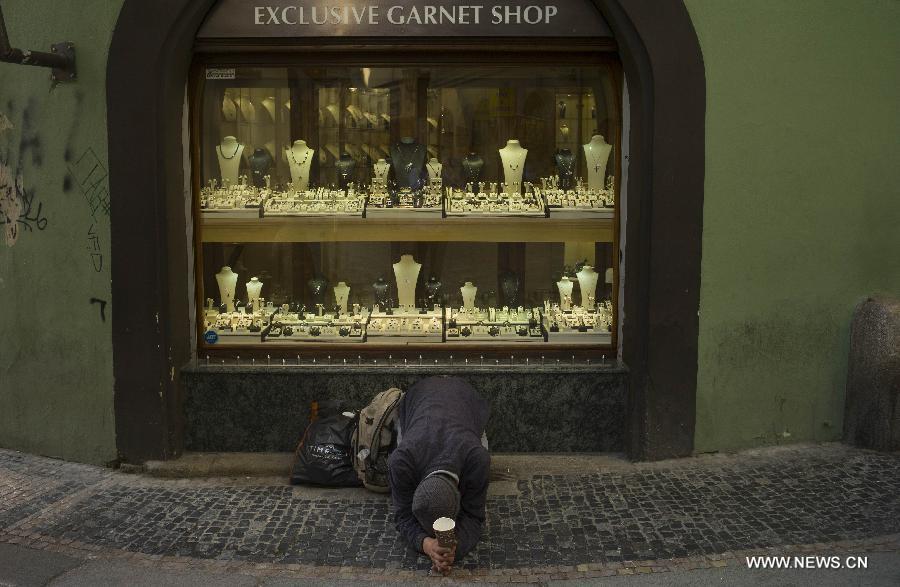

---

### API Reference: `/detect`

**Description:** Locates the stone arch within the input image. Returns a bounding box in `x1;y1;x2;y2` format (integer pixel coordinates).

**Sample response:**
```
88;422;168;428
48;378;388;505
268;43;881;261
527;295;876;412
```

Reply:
107;0;705;462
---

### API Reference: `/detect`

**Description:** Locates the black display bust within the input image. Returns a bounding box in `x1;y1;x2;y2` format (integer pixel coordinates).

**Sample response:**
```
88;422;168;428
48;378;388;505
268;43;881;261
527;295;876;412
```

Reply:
462;152;484;187
372;277;390;307
335;154;356;189
555;148;576;191
248;148;273;188
390;137;426;189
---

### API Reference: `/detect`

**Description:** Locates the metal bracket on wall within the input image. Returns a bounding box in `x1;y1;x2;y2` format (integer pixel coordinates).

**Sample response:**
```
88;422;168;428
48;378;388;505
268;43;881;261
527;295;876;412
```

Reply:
0;5;76;82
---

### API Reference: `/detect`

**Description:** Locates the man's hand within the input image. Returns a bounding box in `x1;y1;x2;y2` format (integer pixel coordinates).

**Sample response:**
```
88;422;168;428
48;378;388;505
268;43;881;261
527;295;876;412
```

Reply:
423;537;456;575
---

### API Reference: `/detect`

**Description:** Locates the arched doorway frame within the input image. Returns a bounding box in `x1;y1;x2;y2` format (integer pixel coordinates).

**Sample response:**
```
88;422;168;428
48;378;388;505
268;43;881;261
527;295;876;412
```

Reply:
108;0;705;462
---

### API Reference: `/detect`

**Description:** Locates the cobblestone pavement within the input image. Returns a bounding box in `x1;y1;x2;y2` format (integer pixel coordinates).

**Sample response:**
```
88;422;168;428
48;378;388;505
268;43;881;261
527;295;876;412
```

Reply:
1;444;899;583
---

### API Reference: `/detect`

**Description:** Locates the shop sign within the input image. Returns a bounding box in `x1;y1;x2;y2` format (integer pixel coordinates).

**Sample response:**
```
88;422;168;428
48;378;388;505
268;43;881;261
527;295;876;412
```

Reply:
205;68;236;80
198;0;611;38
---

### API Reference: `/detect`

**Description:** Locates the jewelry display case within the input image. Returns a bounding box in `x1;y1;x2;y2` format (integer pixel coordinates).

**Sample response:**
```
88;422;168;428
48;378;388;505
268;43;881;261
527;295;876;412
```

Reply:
193;57;621;352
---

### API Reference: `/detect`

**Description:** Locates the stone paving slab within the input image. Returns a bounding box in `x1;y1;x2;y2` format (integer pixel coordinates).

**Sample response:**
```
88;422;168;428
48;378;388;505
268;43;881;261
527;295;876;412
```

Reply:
1;444;899;583
0;543;82;587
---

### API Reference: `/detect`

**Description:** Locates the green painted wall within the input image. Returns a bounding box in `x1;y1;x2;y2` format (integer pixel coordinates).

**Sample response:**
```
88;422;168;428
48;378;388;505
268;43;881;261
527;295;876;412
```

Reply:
1;0;897;463
686;0;900;452
0;0;123;464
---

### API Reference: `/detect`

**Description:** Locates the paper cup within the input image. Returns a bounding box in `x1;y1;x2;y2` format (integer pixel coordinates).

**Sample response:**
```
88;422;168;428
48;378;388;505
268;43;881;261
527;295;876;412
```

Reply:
433;516;457;548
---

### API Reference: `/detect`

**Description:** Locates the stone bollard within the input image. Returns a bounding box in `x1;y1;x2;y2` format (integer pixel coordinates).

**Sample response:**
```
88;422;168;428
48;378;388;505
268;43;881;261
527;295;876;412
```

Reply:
844;297;900;451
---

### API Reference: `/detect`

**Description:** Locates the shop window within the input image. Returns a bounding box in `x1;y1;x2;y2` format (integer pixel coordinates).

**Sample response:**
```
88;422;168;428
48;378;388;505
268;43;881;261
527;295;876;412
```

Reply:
194;58;621;350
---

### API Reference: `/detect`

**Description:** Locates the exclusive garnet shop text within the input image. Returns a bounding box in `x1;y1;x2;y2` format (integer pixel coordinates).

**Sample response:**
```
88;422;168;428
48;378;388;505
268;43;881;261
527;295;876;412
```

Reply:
253;4;561;27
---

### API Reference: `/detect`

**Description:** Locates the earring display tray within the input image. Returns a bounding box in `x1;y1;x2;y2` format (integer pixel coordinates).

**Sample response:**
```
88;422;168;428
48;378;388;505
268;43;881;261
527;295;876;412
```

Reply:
544;304;614;344
444;188;548;218
364;188;443;218
445;307;546;343
261;309;370;343
366;308;444;338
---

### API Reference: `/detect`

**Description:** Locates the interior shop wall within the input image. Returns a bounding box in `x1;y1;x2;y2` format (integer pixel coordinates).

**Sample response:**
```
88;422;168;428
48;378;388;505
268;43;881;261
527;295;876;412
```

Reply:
685;0;900;452
0;0;123;464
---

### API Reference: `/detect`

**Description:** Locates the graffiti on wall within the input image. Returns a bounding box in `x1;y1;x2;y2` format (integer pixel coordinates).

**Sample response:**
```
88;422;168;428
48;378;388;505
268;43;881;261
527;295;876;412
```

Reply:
0;100;49;247
0;161;48;247
68;147;110;221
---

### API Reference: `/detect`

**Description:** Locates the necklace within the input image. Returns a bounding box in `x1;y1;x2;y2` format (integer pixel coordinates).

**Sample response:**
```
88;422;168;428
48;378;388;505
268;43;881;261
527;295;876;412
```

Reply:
287;147;311;167
508;161;521;172
396;143;421;172
427;162;441;176
218;142;241;160
587;145;606;173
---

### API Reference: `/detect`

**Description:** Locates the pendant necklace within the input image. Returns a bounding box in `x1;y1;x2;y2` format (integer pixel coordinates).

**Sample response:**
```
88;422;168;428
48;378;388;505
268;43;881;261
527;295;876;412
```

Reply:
218;143;241;160
428;162;441;177
399;143;420;173
588;146;604;173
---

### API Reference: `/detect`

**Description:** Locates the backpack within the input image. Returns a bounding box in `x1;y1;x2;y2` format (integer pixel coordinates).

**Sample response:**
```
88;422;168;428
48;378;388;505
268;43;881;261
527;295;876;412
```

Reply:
351;387;404;492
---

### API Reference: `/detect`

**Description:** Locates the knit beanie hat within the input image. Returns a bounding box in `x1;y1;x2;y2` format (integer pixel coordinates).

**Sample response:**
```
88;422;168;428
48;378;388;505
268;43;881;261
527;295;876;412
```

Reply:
412;472;461;533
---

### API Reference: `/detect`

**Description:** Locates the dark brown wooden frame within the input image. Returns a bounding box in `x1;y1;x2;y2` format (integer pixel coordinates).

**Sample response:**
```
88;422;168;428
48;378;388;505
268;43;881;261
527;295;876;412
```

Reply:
108;0;704;463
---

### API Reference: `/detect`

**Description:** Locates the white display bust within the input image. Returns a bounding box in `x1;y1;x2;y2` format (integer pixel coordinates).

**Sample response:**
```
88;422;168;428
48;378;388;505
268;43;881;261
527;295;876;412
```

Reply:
246;277;263;312
556;276;574;311
498;139;528;195
373;159;390;184
426;158;443;181
333;282;350;314
392;254;421;308
460;281;477;311
217;136;244;185
237;96;256;122
576;265;599;308
222;92;237;122
324;104;340;126
285;140;314;191
216;266;239;313
261;96;276;122
583;134;612;190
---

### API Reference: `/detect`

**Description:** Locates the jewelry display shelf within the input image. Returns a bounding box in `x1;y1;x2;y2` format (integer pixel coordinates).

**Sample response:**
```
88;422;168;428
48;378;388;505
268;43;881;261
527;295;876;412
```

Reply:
200;216;615;243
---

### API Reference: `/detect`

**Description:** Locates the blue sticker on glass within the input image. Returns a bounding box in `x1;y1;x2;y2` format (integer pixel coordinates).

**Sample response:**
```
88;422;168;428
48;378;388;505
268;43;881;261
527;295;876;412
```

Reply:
204;330;219;344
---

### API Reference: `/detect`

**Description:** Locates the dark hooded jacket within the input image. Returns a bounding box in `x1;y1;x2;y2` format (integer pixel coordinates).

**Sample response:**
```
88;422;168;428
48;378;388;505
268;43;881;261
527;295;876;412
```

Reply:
387;376;490;558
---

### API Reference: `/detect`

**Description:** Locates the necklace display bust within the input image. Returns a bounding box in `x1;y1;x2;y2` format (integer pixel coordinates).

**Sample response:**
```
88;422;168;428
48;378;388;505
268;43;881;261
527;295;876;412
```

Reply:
426;158;443;182
261;96;276;122
248;148;274;188
576;265;599;308
372;277;390;307
390;137;426;189
237;96;256;122
373;158;390;185
216;136;244;185
285;140;314;191
222;92;237;122
333;281;350;314
460;281;478;311
335;154;356;189
246;277;263;312
555;148;576;191
499;271;520;307
424;276;442;306
583;134;612;190
216;266;238;313
393;255;421;308
556;276;574;311
462;153;484;187
307;275;328;304
498;139;528;195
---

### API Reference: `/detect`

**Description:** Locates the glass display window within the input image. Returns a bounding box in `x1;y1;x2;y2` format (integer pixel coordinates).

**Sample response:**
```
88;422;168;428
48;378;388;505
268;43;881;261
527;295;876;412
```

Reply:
192;55;621;351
